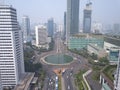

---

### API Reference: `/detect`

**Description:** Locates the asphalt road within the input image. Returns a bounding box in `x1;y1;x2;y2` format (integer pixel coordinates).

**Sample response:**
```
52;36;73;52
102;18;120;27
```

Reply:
38;33;90;90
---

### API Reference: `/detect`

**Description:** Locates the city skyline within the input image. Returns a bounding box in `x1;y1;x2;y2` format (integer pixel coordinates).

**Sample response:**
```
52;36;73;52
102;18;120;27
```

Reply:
0;1;120;90
4;0;120;24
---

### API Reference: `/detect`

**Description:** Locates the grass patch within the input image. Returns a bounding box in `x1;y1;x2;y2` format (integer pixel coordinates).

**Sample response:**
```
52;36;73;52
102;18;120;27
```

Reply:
74;70;88;90
103;65;117;81
92;71;100;81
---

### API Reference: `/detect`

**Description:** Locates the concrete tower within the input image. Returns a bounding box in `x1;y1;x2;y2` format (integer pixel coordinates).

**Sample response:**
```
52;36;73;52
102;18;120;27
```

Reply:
0;5;25;89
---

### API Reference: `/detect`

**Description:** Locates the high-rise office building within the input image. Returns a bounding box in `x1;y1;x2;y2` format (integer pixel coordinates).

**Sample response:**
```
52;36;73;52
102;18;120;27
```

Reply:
22;16;30;43
83;2;92;33
0;5;25;88
66;0;79;40
63;12;66;40
47;18;54;37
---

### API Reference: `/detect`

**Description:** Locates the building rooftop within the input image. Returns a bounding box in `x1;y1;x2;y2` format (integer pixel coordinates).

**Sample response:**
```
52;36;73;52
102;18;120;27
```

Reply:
31;77;38;84
88;43;104;51
14;73;35;90
72;33;104;39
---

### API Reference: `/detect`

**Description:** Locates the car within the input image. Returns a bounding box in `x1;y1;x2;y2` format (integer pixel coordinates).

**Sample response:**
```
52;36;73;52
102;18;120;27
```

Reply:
68;85;70;89
56;76;58;80
67;75;69;78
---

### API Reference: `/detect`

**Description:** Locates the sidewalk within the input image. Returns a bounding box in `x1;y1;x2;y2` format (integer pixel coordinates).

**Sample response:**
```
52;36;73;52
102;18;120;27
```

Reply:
83;69;92;90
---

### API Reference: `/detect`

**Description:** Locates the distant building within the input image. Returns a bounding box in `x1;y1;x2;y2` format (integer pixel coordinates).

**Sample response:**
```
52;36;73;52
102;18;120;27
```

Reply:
92;22;102;34
113;23;120;34
63;12;66;40
47;18;54;37
83;2;92;33
0;5;25;89
35;25;49;49
66;0;79;42
22;16;30;43
68;34;104;50
54;23;57;34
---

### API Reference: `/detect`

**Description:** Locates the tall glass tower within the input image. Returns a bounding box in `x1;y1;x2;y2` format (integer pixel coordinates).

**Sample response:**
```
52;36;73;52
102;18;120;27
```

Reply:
47;18;54;37
66;0;79;41
63;12;66;40
22;16;30;43
83;2;92;33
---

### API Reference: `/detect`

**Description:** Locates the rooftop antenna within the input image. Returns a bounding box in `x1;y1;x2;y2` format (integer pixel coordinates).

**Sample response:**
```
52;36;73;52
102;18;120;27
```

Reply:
0;0;5;5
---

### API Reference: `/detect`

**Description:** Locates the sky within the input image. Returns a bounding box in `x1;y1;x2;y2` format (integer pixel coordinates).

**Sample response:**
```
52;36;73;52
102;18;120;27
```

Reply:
4;0;120;25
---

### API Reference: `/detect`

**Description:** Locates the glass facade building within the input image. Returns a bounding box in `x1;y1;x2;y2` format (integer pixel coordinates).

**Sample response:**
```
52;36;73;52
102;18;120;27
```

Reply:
108;48;119;63
22;16;30;43
47;18;54;37
66;0;79;42
83;3;92;33
63;12;66;40
68;34;104;49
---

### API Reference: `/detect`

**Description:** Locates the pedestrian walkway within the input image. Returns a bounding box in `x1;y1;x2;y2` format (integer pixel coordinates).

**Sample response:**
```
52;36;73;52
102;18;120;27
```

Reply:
83;69;92;90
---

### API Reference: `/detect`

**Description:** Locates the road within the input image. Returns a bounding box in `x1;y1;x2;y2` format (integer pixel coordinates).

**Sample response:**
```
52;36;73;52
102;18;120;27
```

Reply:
35;33;90;90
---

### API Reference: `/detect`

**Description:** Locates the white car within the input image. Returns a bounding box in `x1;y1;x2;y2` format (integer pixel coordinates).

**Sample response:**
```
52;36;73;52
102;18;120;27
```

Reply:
68;85;70;89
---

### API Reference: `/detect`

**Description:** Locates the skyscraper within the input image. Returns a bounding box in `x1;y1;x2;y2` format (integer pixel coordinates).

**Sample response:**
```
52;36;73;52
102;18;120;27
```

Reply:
47;18;54;37
66;0;79;39
0;5;25;88
22;16;30;43
83;2;92;33
63;12;66;40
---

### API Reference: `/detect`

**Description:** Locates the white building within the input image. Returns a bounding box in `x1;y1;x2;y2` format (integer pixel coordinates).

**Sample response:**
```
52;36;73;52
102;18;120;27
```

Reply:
22;16;30;43
87;43;107;58
92;22;103;34
0;5;25;89
35;25;49;49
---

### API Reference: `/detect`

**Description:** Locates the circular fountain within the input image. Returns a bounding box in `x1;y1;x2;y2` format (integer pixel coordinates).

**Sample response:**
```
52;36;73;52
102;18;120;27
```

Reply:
44;54;73;65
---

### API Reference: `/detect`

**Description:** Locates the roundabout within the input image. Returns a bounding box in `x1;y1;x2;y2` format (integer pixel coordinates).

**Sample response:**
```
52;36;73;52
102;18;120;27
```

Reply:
43;54;73;65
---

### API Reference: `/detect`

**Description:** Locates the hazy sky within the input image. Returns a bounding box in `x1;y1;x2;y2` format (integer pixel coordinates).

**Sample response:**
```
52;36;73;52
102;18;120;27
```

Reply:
5;0;120;24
